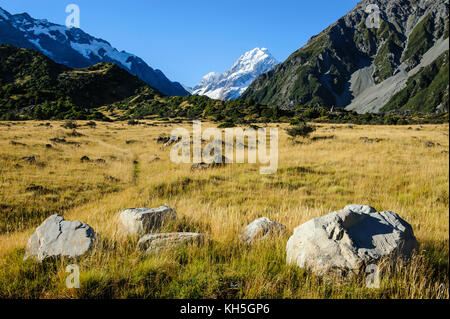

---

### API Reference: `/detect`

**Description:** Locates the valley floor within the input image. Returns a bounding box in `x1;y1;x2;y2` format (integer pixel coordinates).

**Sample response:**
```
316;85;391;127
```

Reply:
0;120;448;298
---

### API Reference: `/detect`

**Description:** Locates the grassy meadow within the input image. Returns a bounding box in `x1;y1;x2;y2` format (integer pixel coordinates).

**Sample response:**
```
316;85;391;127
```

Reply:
0;120;448;298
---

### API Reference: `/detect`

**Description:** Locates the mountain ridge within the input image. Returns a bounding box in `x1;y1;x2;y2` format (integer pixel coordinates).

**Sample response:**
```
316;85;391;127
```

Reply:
0;6;189;97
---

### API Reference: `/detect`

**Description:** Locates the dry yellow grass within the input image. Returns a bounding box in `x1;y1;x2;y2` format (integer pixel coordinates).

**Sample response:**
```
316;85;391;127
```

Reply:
0;120;448;298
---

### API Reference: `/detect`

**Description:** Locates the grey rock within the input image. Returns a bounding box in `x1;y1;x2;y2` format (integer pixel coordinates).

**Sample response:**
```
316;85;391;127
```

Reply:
24;214;97;262
163;135;179;147
240;217;286;244
137;232;204;253
286;204;418;277
21;155;36;164
191;163;211;171
119;206;177;236
191;155;229;171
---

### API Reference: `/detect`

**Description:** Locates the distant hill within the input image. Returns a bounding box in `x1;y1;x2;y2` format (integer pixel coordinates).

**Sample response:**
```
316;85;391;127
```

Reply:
242;0;449;113
0;6;189;96
0;45;161;120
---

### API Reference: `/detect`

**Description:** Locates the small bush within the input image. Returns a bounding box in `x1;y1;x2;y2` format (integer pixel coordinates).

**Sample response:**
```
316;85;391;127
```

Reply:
62;120;78;129
127;119;140;125
285;122;316;139
218;121;236;129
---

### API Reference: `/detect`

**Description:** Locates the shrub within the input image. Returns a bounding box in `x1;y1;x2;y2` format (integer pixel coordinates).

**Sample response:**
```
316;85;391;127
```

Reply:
127;119;140;125
285;122;316;139
62;120;78;129
218;121;236;129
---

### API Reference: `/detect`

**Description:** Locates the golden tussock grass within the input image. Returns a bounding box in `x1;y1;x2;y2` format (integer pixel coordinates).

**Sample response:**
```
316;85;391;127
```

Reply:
0;120;448;298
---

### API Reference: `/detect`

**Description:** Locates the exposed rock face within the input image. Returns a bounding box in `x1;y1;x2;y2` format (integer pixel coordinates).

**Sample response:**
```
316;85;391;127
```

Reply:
286;205;418;277
240;217;286;244
242;0;449;113
137;232;204;253
24;214;97;262
119;206;177;236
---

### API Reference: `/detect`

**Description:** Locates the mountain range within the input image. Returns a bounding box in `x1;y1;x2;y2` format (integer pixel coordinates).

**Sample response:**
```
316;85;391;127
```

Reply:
0;44;281;123
0;6;188;96
242;0;449;113
0;43;445;125
192;47;278;100
1;0;449;117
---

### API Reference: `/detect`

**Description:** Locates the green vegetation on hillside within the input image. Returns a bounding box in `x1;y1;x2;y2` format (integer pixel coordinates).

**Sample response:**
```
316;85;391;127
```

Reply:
111;92;448;126
0;45;153;120
403;13;436;68
108;90;285;124
289;105;448;125
373;21;403;83
382;51;449;113
0;44;447;125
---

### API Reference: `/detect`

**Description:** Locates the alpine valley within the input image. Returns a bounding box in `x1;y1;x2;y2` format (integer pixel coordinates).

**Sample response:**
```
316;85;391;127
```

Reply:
0;0;449;301
0;0;449;123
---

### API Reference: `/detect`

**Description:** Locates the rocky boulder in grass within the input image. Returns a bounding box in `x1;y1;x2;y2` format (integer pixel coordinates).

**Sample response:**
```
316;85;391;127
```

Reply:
119;206;177;236
191;155;229;171
24;214;97;262
240;217;286;244
137;232;204;253
286;205;418;277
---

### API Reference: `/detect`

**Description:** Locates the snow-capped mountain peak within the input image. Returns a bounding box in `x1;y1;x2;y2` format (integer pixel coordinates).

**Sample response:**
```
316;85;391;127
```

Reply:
230;47;273;72
198;72;221;86
192;47;279;101
0;6;188;96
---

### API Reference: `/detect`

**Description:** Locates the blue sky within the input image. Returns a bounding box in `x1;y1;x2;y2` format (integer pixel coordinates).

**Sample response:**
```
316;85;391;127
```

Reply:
1;0;359;87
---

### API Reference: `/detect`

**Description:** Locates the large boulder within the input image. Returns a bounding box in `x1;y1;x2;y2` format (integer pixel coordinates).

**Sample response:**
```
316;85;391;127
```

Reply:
119;206;177;236
286;205;418;277
137;232;204;253
240;217;286;244
24;214;97;262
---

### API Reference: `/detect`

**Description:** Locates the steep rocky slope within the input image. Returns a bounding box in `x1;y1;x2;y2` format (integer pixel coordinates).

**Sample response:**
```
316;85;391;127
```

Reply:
242;0;449;113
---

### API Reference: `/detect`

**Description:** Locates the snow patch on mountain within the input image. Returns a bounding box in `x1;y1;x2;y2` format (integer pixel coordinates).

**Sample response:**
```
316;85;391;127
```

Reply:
28;38;53;56
193;48;278;100
0;8;9;20
5;11;135;68
69;39;135;69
